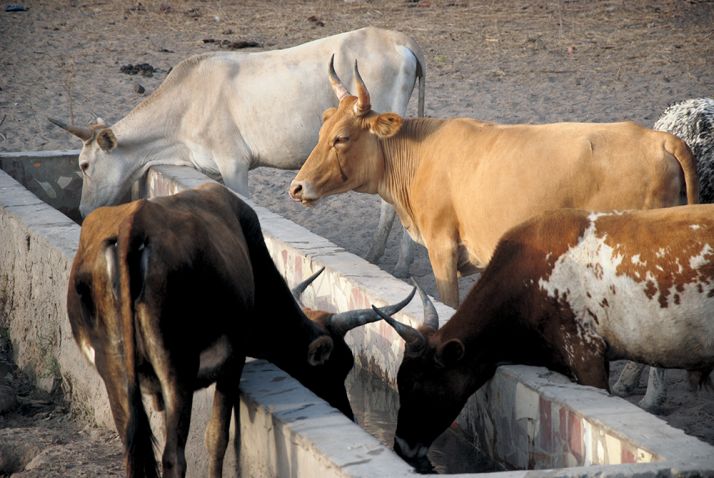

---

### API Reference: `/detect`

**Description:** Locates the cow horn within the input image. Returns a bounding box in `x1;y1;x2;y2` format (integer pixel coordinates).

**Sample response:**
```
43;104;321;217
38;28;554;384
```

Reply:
353;60;371;116
47;117;94;142
328;54;350;102
411;278;439;332
372;304;427;357
291;267;326;306
329;286;416;338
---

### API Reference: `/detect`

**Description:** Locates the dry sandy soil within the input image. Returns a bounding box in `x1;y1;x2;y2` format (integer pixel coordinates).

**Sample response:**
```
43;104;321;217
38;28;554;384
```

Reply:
1;0;714;475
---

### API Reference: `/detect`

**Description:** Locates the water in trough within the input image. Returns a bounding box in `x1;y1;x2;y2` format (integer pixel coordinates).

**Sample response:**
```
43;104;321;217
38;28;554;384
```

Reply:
346;365;501;474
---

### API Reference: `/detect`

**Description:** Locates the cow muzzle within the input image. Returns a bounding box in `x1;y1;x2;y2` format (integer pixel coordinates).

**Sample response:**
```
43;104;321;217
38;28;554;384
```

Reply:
394;436;433;473
288;180;318;206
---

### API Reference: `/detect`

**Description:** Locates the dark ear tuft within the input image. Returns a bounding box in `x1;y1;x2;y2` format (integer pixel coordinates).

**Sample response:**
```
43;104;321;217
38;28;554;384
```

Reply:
435;339;465;367
96;128;118;152
307;335;334;366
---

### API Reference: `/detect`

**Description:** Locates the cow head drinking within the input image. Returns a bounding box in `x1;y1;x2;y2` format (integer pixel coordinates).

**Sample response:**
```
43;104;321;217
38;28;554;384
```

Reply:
48;117;142;217
289;56;404;205
372;282;492;473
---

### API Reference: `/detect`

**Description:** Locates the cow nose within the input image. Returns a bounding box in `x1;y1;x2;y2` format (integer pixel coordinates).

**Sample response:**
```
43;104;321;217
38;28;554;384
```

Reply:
289;181;303;200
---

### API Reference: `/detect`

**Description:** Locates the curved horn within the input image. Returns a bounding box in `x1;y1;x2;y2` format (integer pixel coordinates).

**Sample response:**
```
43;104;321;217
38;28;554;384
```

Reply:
372;304;427;357
328;54;350;102
352;60;371;116
411;278;439;331
291;267;326;305
47;117;94;142
329;286;416;337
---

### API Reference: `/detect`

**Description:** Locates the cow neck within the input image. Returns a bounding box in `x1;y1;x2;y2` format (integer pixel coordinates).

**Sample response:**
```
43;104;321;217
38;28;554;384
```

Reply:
244;239;324;371
378;119;427;217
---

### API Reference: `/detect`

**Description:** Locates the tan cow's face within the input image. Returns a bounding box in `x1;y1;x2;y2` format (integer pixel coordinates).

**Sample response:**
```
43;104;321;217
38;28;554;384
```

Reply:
289;60;403;205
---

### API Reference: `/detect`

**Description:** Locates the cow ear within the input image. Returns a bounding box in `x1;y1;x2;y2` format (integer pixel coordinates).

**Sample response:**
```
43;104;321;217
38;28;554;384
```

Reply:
369;113;403;138
307;335;334;366
96;128;117;152
435;338;465;367
322;107;338;123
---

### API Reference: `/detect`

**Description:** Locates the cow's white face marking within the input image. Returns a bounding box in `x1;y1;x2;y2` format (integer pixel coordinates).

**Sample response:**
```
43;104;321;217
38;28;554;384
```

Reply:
82;340;96;366
538;213;714;366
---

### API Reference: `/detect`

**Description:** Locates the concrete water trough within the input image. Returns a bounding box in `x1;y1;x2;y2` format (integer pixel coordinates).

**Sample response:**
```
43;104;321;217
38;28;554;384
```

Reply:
1;150;713;477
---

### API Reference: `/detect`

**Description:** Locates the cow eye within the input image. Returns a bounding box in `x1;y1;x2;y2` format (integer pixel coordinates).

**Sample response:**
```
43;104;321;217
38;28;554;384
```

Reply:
333;136;349;145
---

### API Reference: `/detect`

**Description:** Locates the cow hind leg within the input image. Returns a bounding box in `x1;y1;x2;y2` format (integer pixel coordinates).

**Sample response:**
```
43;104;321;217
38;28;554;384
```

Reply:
206;357;244;478
639;367;667;414
366;200;396;263
612;361;647;396
161;382;194;478
394;228;416;279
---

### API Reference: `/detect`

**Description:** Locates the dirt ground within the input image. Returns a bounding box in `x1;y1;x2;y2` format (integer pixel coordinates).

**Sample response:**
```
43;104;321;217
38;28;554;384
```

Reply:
1;0;714;475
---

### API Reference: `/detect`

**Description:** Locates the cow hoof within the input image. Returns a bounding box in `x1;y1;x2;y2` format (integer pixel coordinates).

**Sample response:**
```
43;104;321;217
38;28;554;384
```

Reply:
393;263;410;279
638;396;666;415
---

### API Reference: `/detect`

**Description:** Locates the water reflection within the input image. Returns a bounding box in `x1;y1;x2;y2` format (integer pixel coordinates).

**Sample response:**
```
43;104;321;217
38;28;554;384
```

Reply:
345;366;500;474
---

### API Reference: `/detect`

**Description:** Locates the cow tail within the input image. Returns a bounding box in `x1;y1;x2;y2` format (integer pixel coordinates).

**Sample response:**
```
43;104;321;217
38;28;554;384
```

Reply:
667;134;699;204
411;46;425;118
118;212;159;478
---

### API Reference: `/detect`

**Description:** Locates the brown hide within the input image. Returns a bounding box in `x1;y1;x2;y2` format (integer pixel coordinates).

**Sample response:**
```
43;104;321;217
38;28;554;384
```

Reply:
67;183;352;478
384;205;714;467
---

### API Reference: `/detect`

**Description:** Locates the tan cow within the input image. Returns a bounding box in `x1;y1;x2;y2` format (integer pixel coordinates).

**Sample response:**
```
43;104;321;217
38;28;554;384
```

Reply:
289;61;698;307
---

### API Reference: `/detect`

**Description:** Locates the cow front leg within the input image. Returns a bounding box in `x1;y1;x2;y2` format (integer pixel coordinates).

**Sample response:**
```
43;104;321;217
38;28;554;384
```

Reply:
218;158;251;198
427;241;459;308
560;330;609;390
205;357;244;478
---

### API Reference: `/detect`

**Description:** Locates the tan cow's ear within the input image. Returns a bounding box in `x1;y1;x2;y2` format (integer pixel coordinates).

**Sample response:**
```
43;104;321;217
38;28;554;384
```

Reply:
307;335;334;366
322;107;338;123
435;338;465;367
96;128;117;152
369;113;403;138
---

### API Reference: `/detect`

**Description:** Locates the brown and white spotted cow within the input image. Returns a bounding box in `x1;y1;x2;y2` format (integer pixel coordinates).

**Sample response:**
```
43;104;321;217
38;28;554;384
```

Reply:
375;205;714;471
67;182;415;478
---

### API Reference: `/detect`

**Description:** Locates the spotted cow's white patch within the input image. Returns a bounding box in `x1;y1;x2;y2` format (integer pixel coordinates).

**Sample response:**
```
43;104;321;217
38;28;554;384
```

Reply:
538;213;714;367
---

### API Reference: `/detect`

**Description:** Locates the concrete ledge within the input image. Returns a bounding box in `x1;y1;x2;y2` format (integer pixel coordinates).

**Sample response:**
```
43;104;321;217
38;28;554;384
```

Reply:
2;158;714;476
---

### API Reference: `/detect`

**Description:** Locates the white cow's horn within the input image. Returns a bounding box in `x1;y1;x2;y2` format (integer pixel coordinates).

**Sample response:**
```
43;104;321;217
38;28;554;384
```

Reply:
328;55;350;102
330;286;416;337
48;117;94;142
353;60;371;116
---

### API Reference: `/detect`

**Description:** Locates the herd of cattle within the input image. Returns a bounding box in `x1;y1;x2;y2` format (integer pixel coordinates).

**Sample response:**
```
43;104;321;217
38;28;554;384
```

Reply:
48;27;713;477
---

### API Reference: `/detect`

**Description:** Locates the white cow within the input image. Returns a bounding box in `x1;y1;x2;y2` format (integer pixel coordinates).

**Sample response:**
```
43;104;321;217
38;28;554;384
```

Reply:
50;27;424;274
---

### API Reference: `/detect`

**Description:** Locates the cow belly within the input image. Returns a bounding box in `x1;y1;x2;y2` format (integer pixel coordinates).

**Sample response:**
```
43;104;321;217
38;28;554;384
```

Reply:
197;335;233;382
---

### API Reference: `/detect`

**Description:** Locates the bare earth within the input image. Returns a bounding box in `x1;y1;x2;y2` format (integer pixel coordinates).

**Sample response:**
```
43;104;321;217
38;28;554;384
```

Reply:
1;0;713;475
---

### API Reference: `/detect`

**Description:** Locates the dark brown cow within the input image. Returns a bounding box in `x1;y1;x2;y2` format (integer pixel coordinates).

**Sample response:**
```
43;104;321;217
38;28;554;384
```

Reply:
67;182;414;478
376;205;714;472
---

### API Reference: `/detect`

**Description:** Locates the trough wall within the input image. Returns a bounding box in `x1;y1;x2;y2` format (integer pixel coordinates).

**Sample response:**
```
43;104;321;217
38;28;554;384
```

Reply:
1;151;713;476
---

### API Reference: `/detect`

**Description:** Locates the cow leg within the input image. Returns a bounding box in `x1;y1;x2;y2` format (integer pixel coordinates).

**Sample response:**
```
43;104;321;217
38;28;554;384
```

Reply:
427;241;459;308
612;361;646;396
205;357;245;478
366;200;396;263
394;229;416;279
161;379;194;478
218;158;251;198
560;331;609;390
639;367;667;413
